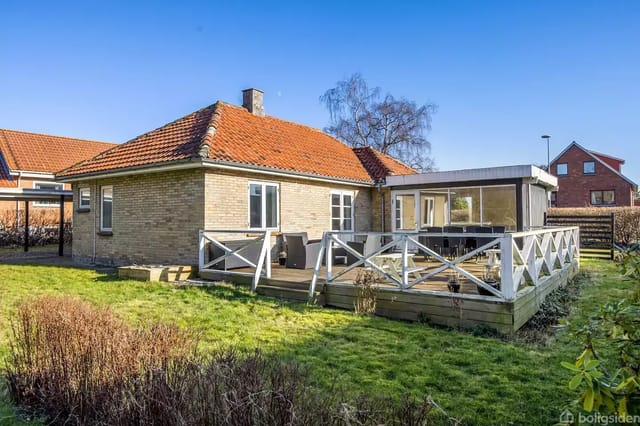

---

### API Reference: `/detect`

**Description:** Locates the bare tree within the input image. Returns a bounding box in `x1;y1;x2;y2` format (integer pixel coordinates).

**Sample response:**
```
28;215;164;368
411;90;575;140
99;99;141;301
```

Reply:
320;74;437;171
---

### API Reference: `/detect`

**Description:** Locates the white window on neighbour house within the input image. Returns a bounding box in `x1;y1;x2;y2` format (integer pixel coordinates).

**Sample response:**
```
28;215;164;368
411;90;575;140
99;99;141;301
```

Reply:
248;182;279;229
33;182;63;207
330;191;354;232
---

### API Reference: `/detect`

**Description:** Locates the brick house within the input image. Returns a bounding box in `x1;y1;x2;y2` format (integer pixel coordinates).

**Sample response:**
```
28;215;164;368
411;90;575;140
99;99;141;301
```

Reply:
0;129;115;223
549;141;638;207
57;89;415;265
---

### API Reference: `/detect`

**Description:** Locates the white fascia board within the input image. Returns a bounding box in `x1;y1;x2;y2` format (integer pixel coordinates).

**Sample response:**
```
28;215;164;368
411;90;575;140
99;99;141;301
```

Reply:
386;165;557;189
9;170;56;179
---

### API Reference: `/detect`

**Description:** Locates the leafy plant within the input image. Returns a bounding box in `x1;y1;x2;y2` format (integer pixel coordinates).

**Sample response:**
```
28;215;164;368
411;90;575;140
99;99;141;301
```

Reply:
562;249;640;416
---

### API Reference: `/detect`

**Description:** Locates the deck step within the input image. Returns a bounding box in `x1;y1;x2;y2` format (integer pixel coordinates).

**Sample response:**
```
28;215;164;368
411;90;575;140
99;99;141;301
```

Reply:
256;285;324;305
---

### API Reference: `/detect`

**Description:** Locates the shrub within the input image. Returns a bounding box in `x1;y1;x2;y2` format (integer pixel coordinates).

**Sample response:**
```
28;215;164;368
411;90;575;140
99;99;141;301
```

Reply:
0;208;72;247
353;270;379;315
562;250;640;417
548;207;640;245
4;296;457;425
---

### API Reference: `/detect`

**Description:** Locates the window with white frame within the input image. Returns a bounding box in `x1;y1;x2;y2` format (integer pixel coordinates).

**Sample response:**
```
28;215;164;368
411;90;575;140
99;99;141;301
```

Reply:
100;186;113;231
248;182;279;229
79;187;90;209
33;182;63;207
330;191;354;231
556;163;568;176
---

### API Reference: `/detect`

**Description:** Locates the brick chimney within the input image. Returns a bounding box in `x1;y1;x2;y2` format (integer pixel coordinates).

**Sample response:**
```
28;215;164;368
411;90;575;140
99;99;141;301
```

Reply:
242;88;264;116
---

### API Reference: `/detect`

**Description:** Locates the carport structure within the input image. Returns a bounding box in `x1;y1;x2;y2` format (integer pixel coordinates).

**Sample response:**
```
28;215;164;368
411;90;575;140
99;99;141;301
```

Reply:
0;187;72;256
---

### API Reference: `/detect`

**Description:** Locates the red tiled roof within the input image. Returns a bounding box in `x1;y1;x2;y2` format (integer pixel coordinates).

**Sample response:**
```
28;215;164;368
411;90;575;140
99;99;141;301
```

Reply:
0;129;116;174
58;101;415;183
353;147;416;181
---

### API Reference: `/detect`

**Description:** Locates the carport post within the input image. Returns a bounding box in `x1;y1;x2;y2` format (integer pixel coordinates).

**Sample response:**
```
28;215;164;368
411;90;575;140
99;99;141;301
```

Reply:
58;195;65;256
23;200;29;252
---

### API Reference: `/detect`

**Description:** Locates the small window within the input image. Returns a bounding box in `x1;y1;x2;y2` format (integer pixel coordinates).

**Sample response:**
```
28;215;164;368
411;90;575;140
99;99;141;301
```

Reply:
583;161;595;175
79;188;90;209
248;182;279;229
33;182;64;207
550;191;557;207
590;190;615;206
331;191;354;231
100;186;113;231
556;163;568;176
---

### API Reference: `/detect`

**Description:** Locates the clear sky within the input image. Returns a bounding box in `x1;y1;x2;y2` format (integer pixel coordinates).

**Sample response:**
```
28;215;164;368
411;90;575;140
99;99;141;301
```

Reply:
1;1;638;182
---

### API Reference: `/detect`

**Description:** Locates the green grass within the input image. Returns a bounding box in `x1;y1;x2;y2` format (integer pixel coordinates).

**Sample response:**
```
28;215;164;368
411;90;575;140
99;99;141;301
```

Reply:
0;259;636;425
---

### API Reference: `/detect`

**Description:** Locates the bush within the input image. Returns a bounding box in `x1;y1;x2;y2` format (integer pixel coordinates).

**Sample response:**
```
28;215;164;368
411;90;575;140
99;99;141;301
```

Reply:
353;270;379;315
4;296;457;425
0;209;72;247
548;207;640;245
562;250;640;417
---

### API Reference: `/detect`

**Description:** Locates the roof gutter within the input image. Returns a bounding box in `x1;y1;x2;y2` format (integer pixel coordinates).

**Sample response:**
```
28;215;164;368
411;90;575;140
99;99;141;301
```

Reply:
57;159;374;187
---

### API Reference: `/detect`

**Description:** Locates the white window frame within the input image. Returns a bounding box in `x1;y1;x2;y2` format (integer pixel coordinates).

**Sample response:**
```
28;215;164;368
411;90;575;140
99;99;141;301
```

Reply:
419;194;435;228
583;161;596;175
247;181;280;230
330;190;355;232
100;186;113;232
391;190;419;232
556;163;568;176
32;181;63;207
78;187;91;209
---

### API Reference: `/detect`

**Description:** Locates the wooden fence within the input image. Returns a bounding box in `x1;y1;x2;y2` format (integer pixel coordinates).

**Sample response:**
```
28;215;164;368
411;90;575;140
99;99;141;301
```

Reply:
544;212;614;259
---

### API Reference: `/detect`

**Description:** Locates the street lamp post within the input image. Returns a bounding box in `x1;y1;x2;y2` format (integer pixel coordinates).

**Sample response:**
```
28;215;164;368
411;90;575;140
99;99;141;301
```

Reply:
541;135;551;172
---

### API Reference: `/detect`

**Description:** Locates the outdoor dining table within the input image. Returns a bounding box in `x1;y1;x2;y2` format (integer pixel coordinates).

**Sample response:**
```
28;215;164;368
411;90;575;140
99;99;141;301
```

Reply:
370;253;421;281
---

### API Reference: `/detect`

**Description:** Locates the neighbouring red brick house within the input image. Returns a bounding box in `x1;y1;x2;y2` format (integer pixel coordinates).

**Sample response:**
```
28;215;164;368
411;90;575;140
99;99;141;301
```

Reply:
550;141;638;207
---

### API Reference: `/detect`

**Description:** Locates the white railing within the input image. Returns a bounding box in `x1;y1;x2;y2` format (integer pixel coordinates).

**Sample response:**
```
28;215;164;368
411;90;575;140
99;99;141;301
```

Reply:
198;230;271;291
309;226;580;301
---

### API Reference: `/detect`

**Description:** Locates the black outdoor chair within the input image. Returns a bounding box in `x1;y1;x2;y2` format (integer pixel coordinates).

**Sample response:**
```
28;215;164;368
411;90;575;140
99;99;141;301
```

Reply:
284;233;322;269
474;226;495;260
443;226;465;258
421;226;444;259
492;225;506;233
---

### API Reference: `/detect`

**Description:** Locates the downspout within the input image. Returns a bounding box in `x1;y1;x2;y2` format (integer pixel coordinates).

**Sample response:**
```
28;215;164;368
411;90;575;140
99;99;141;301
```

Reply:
92;181;97;262
16;171;22;227
377;180;385;232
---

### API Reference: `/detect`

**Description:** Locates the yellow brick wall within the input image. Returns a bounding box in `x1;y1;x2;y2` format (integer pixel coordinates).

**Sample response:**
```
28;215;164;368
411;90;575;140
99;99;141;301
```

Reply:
72;168;375;266
72;169;205;265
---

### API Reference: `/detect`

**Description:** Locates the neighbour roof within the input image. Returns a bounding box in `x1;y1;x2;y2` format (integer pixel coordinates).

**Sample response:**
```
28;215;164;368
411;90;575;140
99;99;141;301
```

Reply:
0;160;15;187
589;150;625;164
58;101;415;184
0;129;116;174
353;147;416;181
551;141;637;188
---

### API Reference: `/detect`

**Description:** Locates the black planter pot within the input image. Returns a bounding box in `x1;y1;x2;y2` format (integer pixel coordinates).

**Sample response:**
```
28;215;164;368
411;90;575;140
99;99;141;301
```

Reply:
447;281;461;293
477;280;499;296
278;257;286;266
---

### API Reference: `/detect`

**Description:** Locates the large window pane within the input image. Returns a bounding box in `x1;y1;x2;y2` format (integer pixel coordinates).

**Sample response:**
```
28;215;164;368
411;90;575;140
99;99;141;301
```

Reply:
482;185;516;230
249;184;262;228
419;191;447;228
395;194;415;230
101;186;113;230
449;187;480;225
265;185;278;228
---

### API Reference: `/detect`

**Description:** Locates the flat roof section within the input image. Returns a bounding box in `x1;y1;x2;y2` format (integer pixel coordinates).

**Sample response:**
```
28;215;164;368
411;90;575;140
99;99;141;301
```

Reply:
385;165;557;189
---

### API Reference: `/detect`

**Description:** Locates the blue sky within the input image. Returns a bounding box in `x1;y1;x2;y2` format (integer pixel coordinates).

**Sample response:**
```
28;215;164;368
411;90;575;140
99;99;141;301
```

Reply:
1;1;638;182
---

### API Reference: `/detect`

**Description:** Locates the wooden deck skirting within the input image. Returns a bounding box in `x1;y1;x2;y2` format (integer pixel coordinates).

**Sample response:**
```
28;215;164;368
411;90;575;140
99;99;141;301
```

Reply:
198;227;580;334
199;258;579;334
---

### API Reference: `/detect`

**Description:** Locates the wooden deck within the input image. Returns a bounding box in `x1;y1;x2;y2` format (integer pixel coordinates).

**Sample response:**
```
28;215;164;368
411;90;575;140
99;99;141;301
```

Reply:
227;258;493;295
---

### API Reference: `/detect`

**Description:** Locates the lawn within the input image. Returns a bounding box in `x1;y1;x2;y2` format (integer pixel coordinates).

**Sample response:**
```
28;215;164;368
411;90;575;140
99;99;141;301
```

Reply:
0;259;634;425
